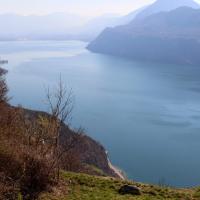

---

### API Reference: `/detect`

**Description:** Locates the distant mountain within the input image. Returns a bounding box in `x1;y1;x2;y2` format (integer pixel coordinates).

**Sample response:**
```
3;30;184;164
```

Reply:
135;0;200;19
3;0;199;42
120;6;148;24
0;13;89;41
88;7;200;65
79;7;146;41
0;9;146;41
78;14;121;41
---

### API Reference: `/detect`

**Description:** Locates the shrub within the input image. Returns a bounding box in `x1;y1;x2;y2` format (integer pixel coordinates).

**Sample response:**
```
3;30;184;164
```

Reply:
0;74;77;199
20;156;52;200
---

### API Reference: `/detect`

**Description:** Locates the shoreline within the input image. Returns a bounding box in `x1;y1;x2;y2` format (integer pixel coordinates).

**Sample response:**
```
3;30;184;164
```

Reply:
108;160;126;180
106;151;126;180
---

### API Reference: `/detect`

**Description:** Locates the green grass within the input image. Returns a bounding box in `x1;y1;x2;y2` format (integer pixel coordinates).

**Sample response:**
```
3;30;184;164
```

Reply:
40;171;198;200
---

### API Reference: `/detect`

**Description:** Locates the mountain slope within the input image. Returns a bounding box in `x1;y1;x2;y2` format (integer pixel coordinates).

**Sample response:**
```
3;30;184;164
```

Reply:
88;7;200;65
81;0;200;40
0;13;89;40
79;7;147;41
40;171;200;200
22;107;119;178
135;0;200;19
0;8;146;41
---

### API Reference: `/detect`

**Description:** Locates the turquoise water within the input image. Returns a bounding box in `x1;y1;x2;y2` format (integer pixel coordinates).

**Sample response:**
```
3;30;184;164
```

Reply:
1;40;200;187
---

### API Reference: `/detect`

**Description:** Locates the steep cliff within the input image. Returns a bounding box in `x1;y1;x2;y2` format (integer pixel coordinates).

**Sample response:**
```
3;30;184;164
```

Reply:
22;107;120;178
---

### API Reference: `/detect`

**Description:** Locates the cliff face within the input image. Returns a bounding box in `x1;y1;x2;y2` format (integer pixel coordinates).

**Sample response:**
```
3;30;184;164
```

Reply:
22;108;119;178
59;124;117;177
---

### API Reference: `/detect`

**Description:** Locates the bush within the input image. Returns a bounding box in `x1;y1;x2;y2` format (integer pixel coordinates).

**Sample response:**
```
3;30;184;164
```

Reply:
0;73;77;199
20;156;52;200
0;108;53;200
0;151;22;200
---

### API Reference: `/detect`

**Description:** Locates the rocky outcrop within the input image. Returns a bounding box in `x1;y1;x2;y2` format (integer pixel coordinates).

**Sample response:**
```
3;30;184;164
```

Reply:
119;185;141;195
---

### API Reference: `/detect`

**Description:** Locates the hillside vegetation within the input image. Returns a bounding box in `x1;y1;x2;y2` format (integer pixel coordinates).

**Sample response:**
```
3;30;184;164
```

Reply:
0;68;117;199
40;171;200;200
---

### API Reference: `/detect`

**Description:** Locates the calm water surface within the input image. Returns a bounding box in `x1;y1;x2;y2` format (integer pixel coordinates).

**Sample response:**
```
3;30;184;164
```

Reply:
1;40;200;187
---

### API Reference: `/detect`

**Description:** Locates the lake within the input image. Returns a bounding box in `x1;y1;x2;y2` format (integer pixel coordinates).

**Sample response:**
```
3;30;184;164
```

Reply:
1;40;200;187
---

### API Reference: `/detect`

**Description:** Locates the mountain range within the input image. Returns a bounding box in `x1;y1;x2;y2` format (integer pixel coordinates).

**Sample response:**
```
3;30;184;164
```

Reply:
79;6;147;40
0;0;199;43
0;8;145;41
135;0;199;19
88;0;200;65
0;13;90;41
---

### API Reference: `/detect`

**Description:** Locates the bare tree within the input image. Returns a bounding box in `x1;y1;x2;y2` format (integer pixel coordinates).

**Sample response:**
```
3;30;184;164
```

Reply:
0;72;81;198
46;77;74;123
45;78;75;179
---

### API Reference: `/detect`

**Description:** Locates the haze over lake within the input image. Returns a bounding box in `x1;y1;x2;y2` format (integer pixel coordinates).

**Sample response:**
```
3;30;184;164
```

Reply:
2;40;200;187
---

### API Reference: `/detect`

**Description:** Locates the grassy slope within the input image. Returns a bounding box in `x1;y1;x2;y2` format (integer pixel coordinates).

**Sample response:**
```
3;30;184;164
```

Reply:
40;171;200;200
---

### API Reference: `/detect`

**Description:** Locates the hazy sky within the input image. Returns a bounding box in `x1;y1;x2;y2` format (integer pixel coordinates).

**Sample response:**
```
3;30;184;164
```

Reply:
0;0;155;16
1;0;200;17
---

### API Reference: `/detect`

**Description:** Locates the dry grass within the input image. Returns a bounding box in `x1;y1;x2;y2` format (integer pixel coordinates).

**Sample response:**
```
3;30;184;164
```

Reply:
40;171;199;200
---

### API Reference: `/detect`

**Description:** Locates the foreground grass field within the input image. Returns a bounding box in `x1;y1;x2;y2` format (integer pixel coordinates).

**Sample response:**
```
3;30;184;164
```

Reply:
40;172;200;200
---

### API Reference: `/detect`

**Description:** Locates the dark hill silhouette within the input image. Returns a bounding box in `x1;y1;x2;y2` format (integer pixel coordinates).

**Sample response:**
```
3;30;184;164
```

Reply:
88;7;200;65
